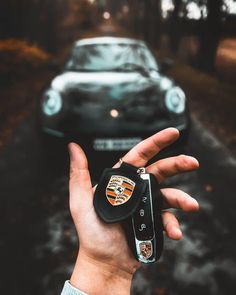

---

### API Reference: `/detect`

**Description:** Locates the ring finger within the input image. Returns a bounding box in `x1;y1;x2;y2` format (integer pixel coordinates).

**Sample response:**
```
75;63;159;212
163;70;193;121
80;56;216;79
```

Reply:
161;188;199;212
147;154;199;183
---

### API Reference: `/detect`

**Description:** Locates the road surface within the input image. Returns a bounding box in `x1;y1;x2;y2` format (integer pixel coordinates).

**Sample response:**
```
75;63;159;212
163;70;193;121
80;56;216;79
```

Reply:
0;115;236;295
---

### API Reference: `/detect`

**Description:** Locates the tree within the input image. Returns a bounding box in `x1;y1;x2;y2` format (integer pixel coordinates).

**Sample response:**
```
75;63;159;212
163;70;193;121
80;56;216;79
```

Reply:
0;0;96;53
168;0;226;72
169;0;182;53
145;0;162;48
197;0;224;72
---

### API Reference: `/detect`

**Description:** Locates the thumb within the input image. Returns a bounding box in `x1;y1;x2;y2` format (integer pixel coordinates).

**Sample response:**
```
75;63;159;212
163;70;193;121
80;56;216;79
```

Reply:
68;143;93;215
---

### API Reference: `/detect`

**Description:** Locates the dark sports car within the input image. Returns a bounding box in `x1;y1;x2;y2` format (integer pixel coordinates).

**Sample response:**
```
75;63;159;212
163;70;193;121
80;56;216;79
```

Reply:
39;37;189;162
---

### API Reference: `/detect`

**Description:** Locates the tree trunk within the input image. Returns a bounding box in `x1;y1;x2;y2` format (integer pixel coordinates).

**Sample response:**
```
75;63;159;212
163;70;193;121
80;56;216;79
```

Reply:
143;0;152;43
142;0;162;49
197;0;223;72
126;0;141;36
149;0;162;49
169;0;182;53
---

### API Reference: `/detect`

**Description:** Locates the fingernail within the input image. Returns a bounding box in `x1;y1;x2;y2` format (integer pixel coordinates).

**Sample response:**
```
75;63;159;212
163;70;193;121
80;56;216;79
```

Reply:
191;198;200;210
187;156;199;166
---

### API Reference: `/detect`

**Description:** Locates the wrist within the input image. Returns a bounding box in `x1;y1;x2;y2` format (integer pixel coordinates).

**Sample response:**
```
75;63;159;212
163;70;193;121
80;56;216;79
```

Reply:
70;251;134;295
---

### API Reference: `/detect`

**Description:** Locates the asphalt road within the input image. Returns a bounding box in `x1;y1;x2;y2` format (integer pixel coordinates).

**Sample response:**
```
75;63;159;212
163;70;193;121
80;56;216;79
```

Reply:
0;115;236;295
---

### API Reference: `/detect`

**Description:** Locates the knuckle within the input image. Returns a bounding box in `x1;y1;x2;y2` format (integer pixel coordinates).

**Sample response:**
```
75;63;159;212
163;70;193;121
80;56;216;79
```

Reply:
163;211;179;227
69;165;79;182
177;155;190;170
162;210;171;220
69;199;77;216
154;166;166;182
177;194;187;209
137;148;150;162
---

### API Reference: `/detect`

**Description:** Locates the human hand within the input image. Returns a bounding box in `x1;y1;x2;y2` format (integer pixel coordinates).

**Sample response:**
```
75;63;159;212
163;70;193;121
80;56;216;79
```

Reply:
68;128;199;295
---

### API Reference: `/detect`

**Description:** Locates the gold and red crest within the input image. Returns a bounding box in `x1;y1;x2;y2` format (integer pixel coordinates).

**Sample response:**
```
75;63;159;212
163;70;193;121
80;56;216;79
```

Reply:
106;175;135;206
140;241;153;259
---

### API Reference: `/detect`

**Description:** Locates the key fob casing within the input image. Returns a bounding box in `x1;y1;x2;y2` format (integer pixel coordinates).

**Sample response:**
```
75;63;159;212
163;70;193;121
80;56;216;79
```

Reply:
94;163;147;223
123;173;163;263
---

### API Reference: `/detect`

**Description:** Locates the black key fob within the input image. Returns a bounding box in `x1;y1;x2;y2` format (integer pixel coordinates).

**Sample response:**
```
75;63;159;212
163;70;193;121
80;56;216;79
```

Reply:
123;171;163;263
94;163;147;223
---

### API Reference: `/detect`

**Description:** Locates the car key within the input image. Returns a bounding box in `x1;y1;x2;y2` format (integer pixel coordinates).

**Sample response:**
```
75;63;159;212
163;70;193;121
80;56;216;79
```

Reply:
94;162;163;264
130;168;163;263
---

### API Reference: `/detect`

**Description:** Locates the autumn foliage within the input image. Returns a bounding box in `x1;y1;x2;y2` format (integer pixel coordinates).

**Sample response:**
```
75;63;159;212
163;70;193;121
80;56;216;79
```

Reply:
0;39;50;80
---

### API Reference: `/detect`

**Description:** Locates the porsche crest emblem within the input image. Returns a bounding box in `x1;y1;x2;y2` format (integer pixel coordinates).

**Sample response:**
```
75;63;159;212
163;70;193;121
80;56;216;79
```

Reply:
106;175;135;206
140;241;153;259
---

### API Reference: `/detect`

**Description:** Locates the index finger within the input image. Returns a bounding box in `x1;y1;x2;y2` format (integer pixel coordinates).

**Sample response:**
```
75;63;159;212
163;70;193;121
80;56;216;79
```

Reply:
113;128;180;168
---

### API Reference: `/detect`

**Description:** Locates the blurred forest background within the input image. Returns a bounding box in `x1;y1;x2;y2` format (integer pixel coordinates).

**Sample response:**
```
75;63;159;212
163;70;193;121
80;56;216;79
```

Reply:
0;0;236;154
1;2;236;295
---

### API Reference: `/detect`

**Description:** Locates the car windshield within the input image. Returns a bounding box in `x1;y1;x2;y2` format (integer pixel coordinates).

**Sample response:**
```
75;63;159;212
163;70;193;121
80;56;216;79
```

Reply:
65;42;159;72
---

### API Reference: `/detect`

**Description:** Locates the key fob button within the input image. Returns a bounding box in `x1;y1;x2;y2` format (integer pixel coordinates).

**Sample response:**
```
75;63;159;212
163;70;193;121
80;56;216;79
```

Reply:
133;175;154;241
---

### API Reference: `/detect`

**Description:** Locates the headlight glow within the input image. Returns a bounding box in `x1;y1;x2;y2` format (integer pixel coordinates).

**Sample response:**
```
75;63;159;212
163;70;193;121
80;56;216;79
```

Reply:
160;77;172;91
42;89;62;116
165;87;186;114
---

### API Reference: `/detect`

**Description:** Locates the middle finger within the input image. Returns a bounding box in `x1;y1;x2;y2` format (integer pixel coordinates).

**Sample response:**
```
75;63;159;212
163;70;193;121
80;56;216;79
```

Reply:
147;154;199;183
161;188;199;211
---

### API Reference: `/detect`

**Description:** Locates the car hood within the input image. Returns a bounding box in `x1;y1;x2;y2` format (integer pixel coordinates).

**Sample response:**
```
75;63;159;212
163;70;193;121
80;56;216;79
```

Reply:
51;71;174;99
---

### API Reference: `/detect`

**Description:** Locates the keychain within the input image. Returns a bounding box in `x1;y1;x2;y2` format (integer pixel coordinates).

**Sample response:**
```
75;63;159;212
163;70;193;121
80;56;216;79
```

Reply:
93;161;163;263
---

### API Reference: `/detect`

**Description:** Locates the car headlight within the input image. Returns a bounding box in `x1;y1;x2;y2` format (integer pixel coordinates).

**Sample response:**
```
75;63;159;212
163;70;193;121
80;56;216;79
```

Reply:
42;89;62;116
165;87;186;114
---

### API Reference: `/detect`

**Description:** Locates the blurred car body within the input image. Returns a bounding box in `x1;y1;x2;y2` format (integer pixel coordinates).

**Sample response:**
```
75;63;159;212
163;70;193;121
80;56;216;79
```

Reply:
39;37;190;163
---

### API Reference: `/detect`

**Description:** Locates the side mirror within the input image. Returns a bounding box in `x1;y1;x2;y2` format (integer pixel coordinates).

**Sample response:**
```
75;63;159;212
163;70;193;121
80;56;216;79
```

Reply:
160;58;174;73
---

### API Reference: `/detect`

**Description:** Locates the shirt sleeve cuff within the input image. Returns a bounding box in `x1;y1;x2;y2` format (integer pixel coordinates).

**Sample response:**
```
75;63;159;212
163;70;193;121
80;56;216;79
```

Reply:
60;280;88;295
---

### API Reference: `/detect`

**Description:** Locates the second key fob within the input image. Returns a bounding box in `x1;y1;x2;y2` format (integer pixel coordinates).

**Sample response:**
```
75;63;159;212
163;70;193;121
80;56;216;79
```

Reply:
123;172;163;263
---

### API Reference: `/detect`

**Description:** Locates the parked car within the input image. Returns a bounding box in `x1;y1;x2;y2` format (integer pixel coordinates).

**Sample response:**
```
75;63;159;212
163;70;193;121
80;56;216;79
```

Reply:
39;37;190;173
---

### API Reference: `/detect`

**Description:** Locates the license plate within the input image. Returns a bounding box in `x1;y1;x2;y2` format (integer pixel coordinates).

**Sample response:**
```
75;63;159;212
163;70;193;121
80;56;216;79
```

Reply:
93;138;142;151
